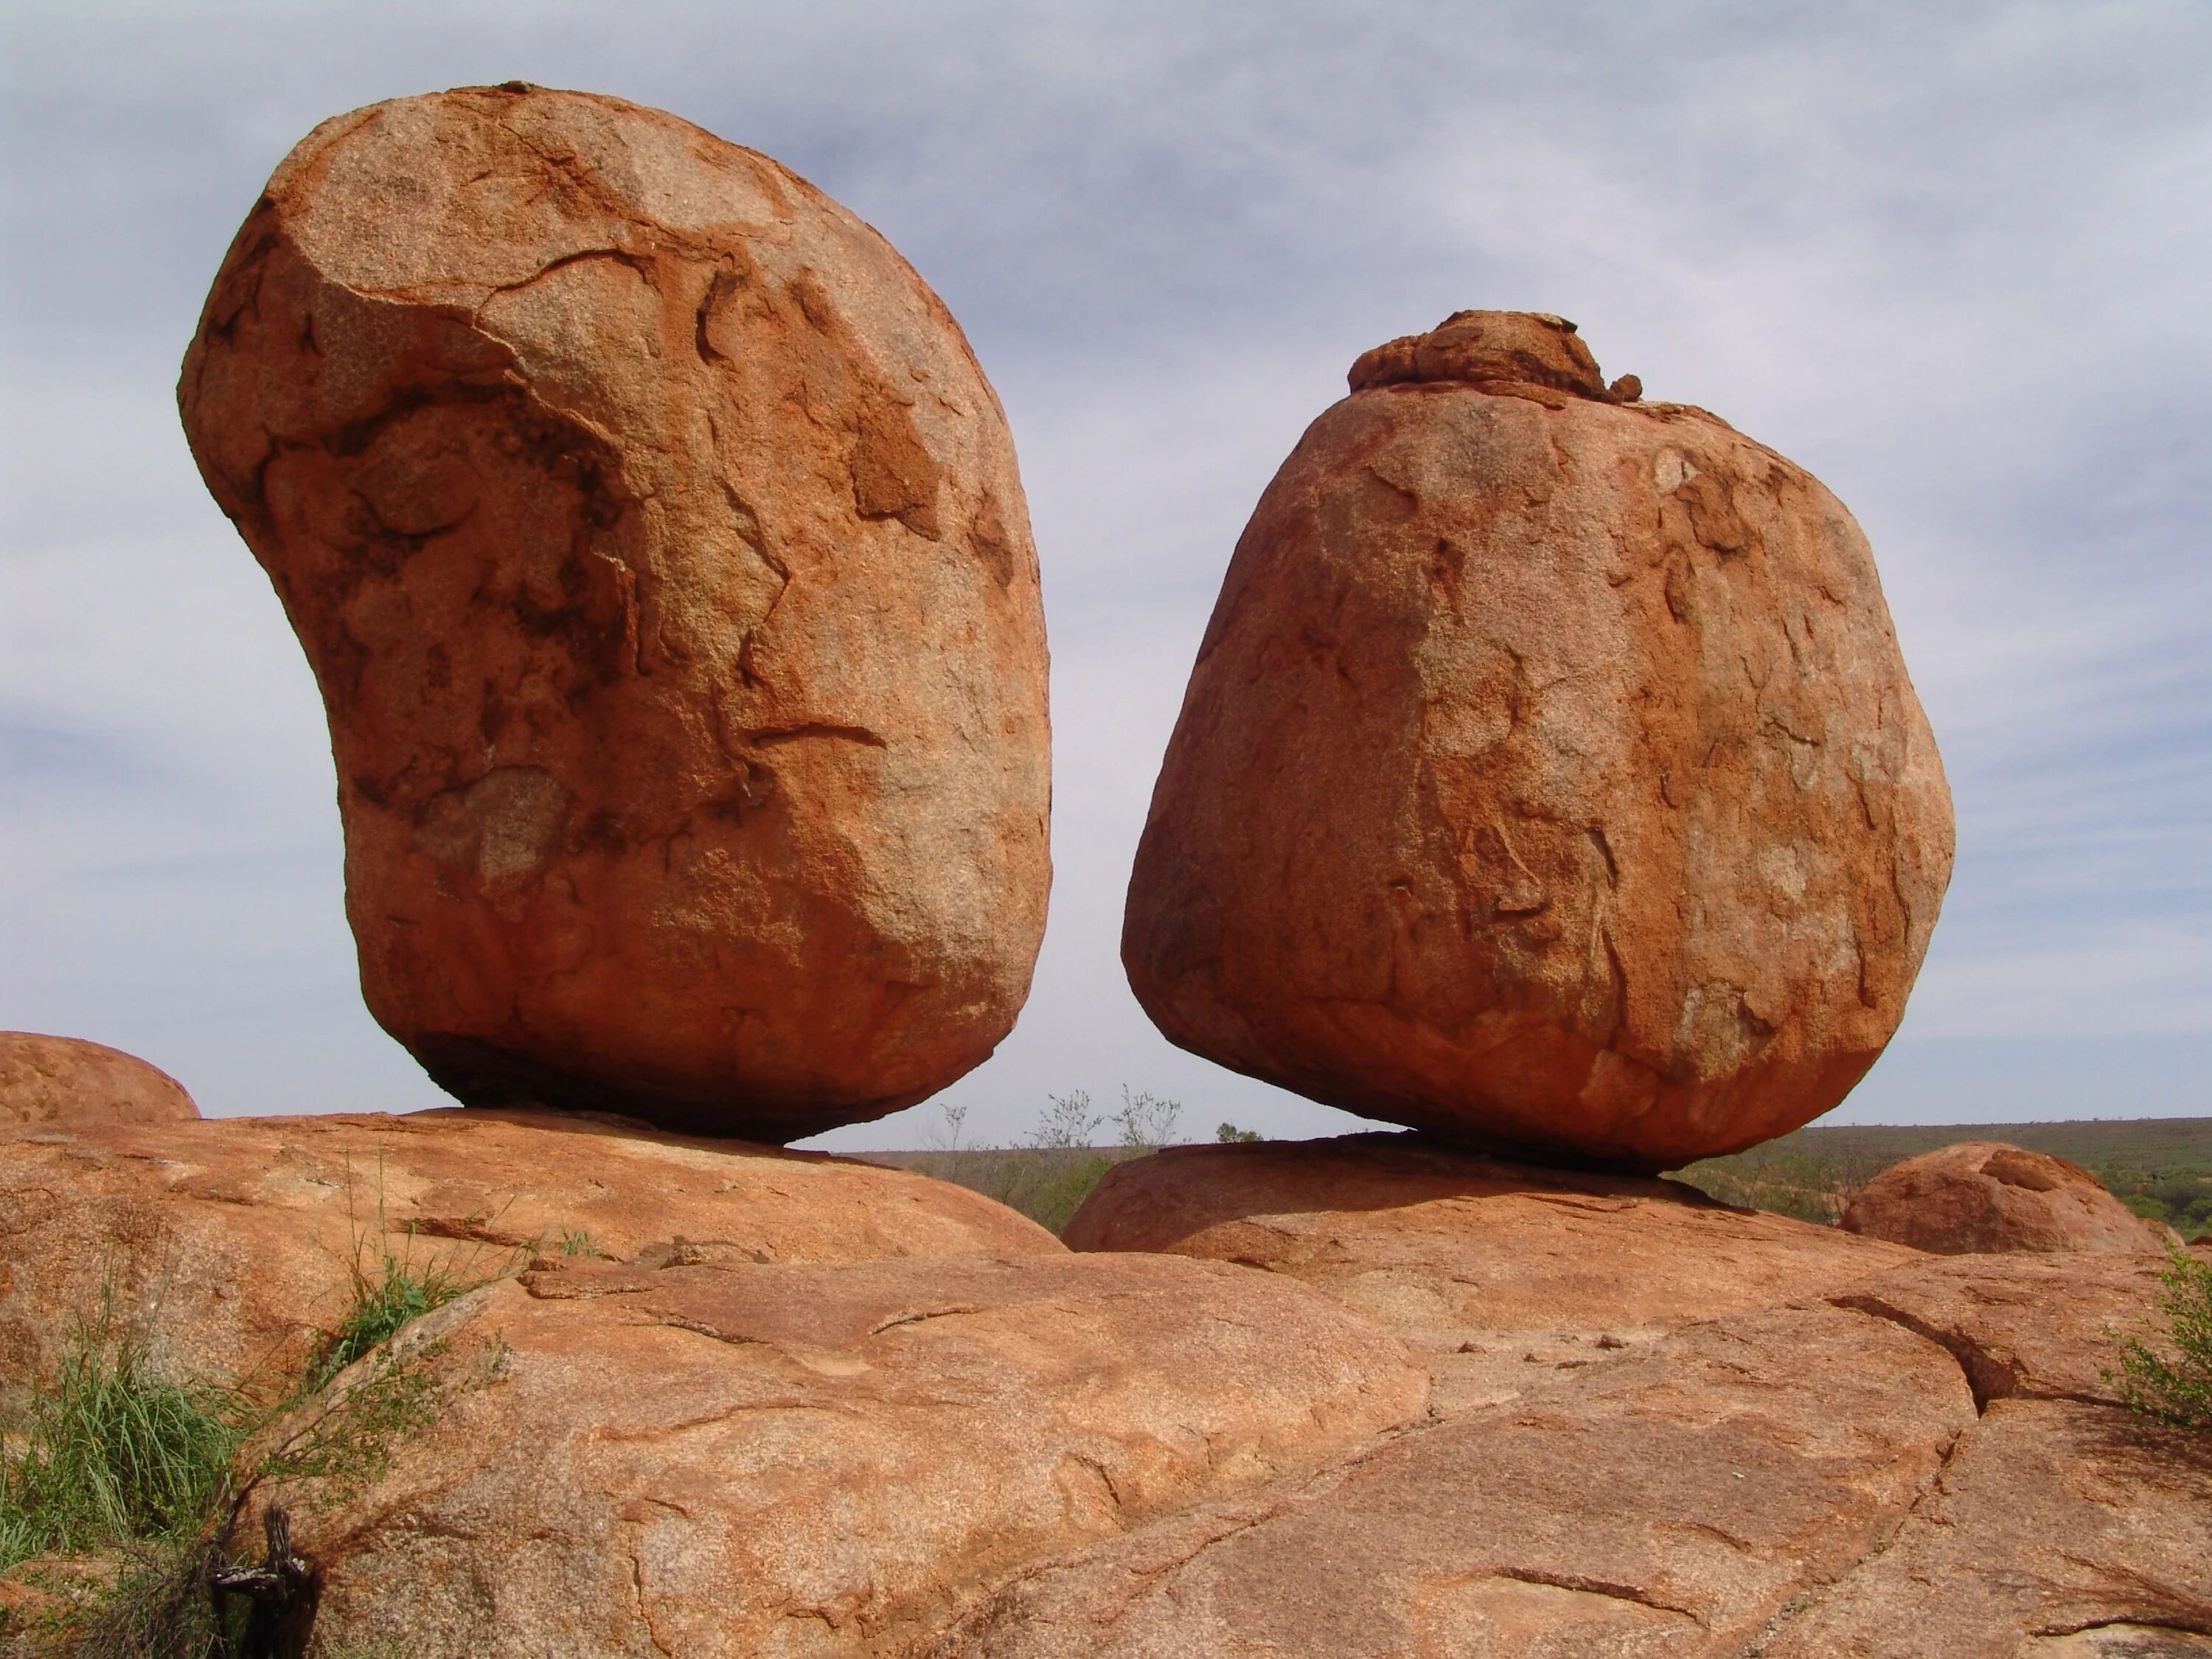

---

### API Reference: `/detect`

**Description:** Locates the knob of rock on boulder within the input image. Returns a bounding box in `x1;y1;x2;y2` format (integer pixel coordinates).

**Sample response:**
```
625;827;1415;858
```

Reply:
1348;310;1610;400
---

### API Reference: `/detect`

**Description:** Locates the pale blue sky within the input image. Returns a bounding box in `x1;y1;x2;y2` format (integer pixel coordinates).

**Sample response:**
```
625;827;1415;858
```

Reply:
2;1;2206;1149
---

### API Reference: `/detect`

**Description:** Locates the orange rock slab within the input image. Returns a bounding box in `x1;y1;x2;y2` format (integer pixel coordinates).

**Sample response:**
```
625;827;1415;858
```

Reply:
0;1031;199;1128
1124;310;1952;1168
276;1253;1429;1658
1064;1133;1917;1412
178;86;1051;1139
0;1109;1058;1404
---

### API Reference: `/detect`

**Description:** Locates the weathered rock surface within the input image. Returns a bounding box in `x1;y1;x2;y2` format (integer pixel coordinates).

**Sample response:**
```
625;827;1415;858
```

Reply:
1834;1249;2174;1408
1124;309;1952;1168
0;1031;199;1127
931;1301;1978;1657
0;1109;1057;1403
178;86;1051;1140
1842;1141;2176;1254
1064;1134;1916;1411
1759;1399;2212;1657
279;1252;1429;1658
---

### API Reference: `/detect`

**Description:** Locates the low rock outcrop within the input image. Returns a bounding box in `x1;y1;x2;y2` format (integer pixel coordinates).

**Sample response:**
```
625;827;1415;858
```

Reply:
1064;1134;1916;1411
0;1110;1057;1402
0;1031;199;1127
1124;309;1953;1169
178;86;1052;1141
279;1253;1429;1658
1841;1141;2176;1254
1832;1249;2174;1408
932;1301;1978;1657
1761;1397;2212;1656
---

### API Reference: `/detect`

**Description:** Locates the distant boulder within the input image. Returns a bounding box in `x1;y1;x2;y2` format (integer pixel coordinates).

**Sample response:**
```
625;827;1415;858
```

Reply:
1840;1141;2175;1254
0;1032;199;1129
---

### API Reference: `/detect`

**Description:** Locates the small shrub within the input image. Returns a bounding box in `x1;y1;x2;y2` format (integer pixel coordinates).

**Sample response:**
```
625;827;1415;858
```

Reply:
2108;1245;2212;1430
1026;1091;1103;1150
1215;1122;1262;1144
1111;1088;1181;1150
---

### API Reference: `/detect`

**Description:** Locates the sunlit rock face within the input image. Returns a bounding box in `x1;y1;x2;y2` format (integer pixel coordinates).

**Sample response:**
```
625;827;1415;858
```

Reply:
1124;310;1952;1170
178;86;1052;1140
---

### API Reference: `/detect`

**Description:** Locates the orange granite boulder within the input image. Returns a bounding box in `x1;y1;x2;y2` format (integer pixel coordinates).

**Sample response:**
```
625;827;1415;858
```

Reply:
0;1032;199;1128
178;86;1051;1140
1124;310;1952;1169
1841;1141;2177;1254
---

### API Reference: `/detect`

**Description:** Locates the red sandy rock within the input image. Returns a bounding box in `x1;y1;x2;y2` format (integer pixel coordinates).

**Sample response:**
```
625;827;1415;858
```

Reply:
1064;1133;1917;1411
1124;310;1952;1169
277;1253;1429;1658
0;1031;199;1128
1840;1141;2175;1255
0;1109;1059;1404
932;1301;1977;1658
178;86;1051;1140
1759;1400;2212;1656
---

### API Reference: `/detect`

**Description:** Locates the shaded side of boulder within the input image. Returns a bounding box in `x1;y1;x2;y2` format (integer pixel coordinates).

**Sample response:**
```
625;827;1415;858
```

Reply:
178;85;1051;1141
0;1032;199;1128
0;1110;1060;1405
1840;1141;2175;1254
1123;309;1952;1169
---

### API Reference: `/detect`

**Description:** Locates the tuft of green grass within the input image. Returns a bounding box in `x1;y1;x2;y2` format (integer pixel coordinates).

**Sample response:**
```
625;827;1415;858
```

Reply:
2108;1245;2212;1431
555;1228;602;1259
303;1252;475;1397
4;1219;516;1657
0;1287;246;1573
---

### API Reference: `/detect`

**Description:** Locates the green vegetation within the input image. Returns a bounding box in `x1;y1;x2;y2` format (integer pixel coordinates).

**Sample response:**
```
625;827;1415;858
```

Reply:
2108;1245;2212;1430
883;1090;1192;1234
0;1289;244;1573
888;1109;2211;1239
1;1226;517;1657
1673;1117;2212;1233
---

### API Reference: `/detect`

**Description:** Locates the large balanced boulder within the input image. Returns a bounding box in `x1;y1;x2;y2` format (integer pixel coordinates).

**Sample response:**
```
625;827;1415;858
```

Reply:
0;1031;199;1127
1841;1141;2176;1255
1064;1133;1916;1411
178;86;1051;1140
0;1109;1059;1404
1124;310;1952;1169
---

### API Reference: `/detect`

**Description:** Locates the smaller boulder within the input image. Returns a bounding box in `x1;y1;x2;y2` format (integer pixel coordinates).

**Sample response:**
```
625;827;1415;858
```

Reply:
1840;1141;2174;1255
0;1032;199;1128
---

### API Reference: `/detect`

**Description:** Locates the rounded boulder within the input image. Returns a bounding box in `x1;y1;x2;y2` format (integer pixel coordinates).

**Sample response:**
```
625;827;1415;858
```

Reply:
178;87;1051;1139
0;1032;200;1128
1124;310;1952;1169
1840;1141;2176;1255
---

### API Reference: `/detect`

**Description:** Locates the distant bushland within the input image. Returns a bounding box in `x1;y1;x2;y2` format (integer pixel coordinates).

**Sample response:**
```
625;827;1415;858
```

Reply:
869;1109;2212;1239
